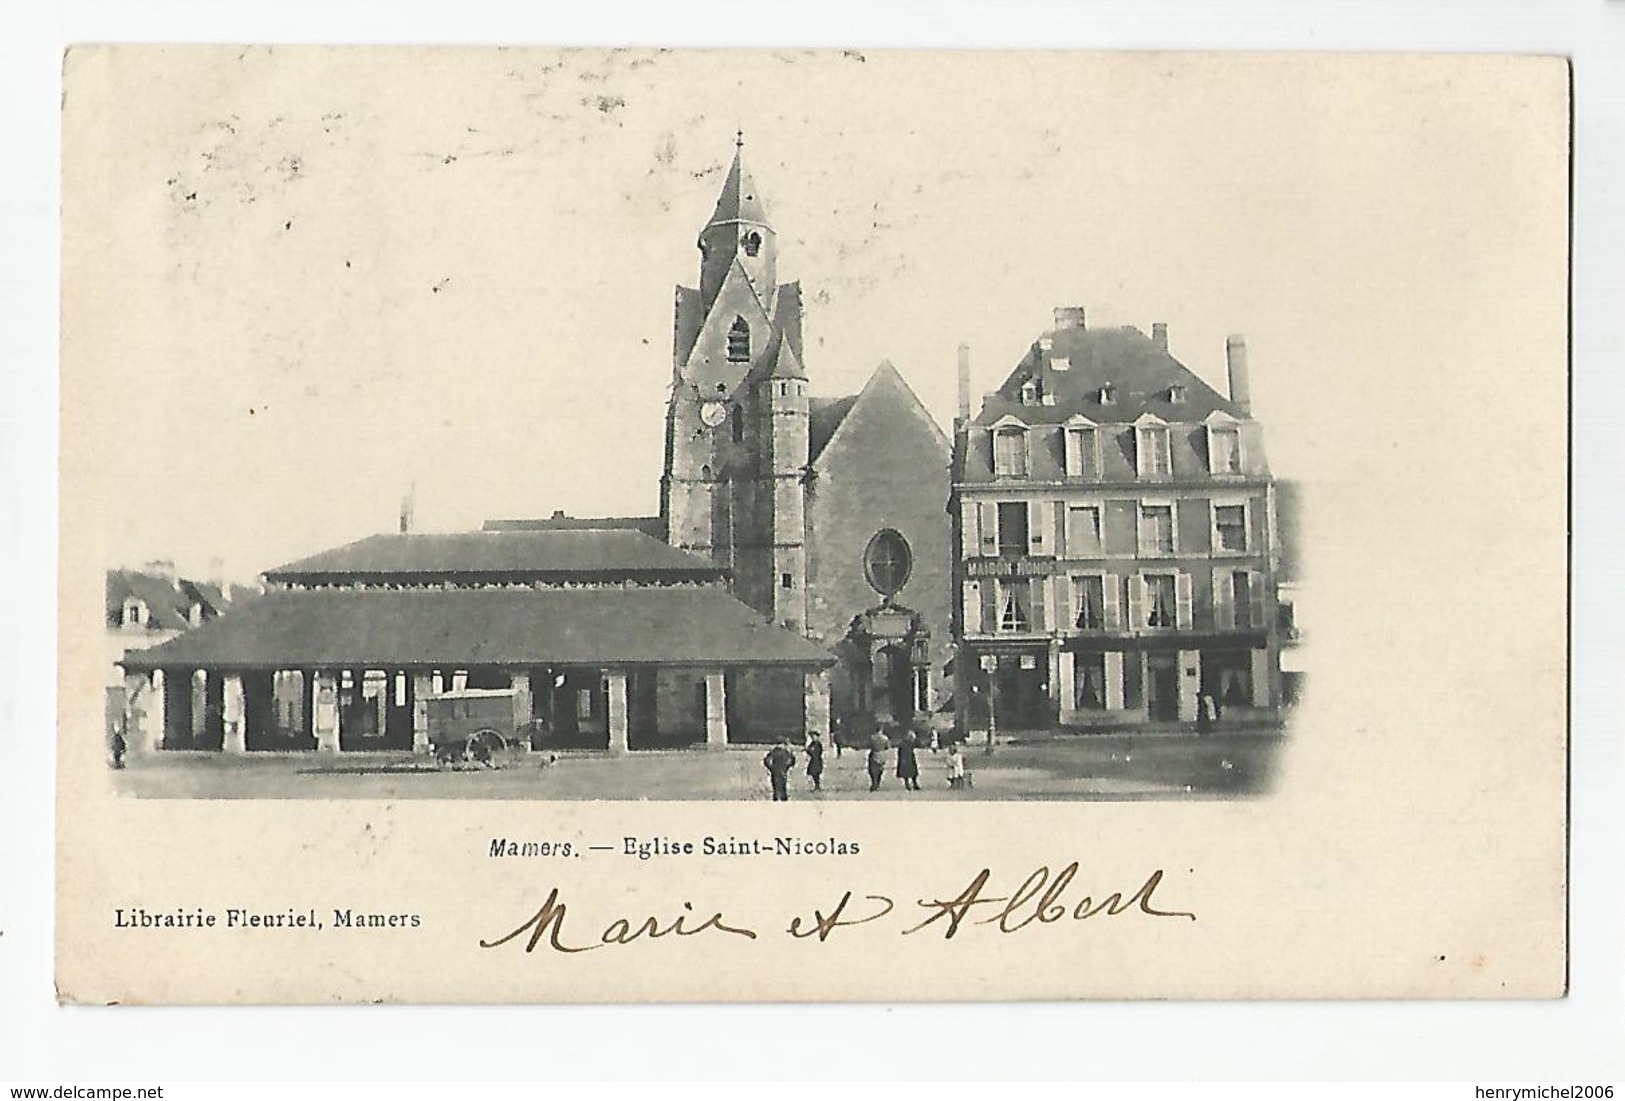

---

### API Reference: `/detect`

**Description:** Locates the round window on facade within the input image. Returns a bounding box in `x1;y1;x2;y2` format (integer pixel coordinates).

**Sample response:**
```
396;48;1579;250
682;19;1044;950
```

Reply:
864;529;913;597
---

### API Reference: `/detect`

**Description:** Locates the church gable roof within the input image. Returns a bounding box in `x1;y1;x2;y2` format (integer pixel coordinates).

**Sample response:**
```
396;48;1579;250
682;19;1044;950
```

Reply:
808;395;859;462
811;361;949;471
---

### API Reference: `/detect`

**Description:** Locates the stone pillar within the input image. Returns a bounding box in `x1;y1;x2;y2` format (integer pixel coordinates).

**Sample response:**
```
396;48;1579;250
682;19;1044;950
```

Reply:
804;669;831;740
222;673;246;753
144;669;167;752
1178;649;1201;723
606;671;629;755
412;673;433;754
509;672;532;743
314;671;340;753
704;671;728;749
1056;650;1076;723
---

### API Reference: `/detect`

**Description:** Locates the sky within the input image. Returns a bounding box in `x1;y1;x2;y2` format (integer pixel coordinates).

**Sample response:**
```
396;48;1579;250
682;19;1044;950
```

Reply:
66;48;1566;582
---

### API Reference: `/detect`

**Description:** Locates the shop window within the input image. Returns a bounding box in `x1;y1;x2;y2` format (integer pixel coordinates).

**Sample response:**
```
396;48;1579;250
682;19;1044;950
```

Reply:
1074;653;1107;710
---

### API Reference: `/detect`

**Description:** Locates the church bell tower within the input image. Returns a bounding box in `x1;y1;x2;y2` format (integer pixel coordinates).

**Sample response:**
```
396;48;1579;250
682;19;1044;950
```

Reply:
660;135;809;631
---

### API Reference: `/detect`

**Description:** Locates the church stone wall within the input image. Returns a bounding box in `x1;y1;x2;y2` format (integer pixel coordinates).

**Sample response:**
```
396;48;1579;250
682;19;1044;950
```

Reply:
804;370;953;722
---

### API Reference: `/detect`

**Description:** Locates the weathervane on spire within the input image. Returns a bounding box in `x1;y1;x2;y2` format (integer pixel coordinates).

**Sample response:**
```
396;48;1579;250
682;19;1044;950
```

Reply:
735;128;745;149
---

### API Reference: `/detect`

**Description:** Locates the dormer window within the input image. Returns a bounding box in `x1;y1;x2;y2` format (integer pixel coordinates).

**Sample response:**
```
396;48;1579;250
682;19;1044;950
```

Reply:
992;425;1030;478
727;317;751;362
1167;385;1186;404
1208;424;1243;474
1020;379;1039;406
1064;425;1100;478
1136;424;1172;478
742;231;762;257
188;602;204;626
122;598;147;628
1097;384;1116;405
1049;356;1071;371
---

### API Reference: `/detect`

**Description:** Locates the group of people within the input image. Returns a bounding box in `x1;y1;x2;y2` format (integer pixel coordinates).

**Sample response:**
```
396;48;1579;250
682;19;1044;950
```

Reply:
761;726;970;800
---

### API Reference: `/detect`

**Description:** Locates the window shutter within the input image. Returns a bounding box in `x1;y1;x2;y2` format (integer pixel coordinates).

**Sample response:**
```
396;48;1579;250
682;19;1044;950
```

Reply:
1063;428;1076;476
1213;567;1234;629
963;580;982;634
1054;575;1073;632
1104;651;1125;710
1031;578;1047;632
1176;572;1194;630
1249;570;1266;630
1250;647;1270;707
1127;574;1146;630
978;502;998;556
960;502;979;557
1103;573;1122;630
1027;500;1046;555
1053;501;1066;557
1057;650;1076;710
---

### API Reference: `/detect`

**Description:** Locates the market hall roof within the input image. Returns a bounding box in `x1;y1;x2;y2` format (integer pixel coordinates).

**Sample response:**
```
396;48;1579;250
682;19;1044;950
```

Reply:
121;587;834;671
263;530;726;585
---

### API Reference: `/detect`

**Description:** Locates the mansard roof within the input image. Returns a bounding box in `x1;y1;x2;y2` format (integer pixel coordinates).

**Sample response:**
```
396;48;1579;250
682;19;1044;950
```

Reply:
263;530;724;584
120;587;833;672
974;325;1246;426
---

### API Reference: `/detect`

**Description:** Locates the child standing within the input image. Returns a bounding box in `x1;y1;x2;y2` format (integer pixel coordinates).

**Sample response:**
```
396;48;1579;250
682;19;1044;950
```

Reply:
946;742;967;790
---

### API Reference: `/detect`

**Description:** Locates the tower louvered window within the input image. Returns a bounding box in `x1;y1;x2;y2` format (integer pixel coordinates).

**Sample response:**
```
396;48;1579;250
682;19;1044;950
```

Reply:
727;317;751;362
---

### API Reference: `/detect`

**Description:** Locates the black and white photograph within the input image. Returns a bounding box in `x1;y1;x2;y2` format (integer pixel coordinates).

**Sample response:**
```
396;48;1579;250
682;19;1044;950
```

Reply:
48;45;1569;1009
92;50;1308;804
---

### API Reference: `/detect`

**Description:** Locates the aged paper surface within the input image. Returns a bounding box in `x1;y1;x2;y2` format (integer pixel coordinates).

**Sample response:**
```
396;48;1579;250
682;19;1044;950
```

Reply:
57;47;1568;1003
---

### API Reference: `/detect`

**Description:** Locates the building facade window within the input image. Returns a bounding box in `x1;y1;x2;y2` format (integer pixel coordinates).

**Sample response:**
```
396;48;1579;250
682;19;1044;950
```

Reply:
863;529;913;595
1137;425;1172;477
727;317;751;362
997;502;1029;558
993;426;1029;477
1214;503;1249;553
995;578;1033;632
1209;425;1243;474
1066;505;1102;556
1072;574;1106;630
1139;504;1175;555
1143;573;1177;629
1064;426;1099;478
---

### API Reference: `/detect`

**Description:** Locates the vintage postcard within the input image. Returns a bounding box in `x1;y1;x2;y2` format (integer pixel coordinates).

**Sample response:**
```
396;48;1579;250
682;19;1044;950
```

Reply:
57;47;1569;1003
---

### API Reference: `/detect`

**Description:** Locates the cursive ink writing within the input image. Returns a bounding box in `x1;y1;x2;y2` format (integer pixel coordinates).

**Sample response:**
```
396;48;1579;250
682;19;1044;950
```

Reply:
902;865;1195;938
478;888;758;954
787;891;895;941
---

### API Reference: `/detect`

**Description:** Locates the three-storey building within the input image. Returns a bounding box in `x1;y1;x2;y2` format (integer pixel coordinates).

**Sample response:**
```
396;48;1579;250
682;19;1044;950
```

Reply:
950;307;1283;733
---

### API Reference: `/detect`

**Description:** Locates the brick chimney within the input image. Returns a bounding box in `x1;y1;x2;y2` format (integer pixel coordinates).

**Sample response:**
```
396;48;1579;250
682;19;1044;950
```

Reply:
1152;322;1168;351
1052;305;1086;331
956;343;971;426
1226;334;1252;415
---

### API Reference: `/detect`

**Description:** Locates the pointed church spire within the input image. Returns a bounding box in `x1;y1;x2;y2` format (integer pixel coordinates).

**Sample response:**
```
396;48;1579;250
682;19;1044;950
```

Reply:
707;136;771;231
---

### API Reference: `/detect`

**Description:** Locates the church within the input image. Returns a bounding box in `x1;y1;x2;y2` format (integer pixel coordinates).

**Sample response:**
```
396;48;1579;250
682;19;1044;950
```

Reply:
119;139;954;754
656;137;953;741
